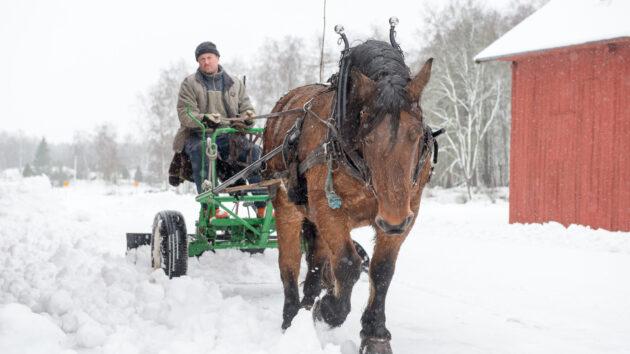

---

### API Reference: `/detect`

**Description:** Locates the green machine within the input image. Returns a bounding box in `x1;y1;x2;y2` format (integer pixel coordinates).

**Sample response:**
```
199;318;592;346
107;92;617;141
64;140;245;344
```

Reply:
126;107;281;278
126;106;369;278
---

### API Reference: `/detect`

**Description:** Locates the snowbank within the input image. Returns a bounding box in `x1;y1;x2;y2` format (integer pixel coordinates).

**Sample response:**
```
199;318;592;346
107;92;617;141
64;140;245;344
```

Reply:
0;175;628;353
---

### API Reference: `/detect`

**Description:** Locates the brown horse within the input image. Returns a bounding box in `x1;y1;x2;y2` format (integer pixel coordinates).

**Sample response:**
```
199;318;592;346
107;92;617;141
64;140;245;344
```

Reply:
263;40;434;353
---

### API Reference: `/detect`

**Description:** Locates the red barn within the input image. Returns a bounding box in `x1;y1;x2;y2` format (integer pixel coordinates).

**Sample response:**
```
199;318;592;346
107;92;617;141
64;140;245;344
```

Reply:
475;0;630;231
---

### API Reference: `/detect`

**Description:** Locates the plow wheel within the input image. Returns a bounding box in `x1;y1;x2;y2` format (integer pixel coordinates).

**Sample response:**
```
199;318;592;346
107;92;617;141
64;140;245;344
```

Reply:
151;210;188;278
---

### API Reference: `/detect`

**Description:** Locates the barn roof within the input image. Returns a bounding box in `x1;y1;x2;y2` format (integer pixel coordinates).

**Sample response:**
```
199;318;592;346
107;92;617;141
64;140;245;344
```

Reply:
474;0;630;62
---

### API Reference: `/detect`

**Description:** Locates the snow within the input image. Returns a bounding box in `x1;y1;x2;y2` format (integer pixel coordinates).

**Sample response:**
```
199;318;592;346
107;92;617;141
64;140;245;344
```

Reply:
0;303;66;353
0;172;629;353
474;0;630;62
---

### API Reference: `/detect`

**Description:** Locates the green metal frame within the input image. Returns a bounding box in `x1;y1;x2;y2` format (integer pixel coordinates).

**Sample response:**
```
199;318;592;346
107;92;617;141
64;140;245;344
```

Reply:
186;105;276;257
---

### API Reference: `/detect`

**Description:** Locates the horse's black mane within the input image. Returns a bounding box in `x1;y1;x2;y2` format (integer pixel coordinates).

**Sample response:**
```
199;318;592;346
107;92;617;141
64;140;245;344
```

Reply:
343;40;411;145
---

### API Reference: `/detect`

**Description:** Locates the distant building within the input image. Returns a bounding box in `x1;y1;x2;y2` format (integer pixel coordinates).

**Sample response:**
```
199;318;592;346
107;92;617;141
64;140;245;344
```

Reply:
475;0;630;231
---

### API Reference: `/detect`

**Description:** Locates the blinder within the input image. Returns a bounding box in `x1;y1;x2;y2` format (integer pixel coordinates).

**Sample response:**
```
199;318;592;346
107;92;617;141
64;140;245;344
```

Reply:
412;125;444;186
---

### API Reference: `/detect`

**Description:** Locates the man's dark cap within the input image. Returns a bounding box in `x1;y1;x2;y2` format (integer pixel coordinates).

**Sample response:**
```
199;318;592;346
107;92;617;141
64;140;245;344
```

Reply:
195;42;220;60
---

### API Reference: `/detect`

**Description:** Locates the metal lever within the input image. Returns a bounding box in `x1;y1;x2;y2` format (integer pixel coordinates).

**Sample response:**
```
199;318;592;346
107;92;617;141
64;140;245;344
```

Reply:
389;17;403;56
335;24;349;51
213;145;284;193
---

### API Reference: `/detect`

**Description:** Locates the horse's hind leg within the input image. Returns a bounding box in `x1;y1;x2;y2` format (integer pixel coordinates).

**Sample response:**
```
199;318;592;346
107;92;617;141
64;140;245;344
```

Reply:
359;232;405;354
274;191;305;330
300;219;330;309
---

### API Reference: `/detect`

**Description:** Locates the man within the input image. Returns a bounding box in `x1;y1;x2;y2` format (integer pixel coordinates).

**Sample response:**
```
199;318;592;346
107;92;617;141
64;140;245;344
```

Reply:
173;41;266;218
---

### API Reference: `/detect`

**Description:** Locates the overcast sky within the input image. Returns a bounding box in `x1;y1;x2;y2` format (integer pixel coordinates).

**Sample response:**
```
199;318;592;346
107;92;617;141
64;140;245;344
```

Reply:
0;0;515;143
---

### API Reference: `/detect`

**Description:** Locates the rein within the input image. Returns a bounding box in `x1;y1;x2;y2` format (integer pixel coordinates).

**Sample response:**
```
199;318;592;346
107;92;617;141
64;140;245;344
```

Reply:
221;108;305;122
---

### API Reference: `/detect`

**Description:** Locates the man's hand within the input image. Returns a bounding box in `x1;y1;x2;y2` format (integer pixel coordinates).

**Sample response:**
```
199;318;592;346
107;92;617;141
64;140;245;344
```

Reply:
242;110;255;127
201;113;223;129
202;117;218;129
206;113;222;123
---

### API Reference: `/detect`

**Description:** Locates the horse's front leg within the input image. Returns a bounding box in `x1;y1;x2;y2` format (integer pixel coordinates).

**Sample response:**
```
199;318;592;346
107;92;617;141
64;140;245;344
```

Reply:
310;194;363;327
273;189;306;330
359;231;406;354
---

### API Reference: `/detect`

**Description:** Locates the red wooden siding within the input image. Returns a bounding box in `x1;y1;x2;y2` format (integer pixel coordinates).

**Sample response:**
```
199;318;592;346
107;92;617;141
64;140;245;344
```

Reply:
509;40;630;231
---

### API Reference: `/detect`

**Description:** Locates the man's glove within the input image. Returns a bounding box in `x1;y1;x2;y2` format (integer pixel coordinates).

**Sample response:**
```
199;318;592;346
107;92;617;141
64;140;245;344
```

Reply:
202;113;221;129
202;118;218;129
242;110;255;127
206;113;222;123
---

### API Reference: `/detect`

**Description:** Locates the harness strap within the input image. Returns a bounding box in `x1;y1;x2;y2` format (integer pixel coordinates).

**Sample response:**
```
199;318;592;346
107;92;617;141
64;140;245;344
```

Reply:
282;111;308;168
413;126;433;186
432;128;445;164
343;148;371;186
298;142;367;184
298;144;327;175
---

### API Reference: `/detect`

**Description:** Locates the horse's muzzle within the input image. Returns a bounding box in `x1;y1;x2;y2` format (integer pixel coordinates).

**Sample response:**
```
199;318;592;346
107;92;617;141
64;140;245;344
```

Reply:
375;213;414;235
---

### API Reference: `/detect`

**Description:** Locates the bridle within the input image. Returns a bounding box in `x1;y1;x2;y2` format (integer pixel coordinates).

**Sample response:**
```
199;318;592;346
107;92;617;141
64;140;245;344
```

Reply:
290;23;444;197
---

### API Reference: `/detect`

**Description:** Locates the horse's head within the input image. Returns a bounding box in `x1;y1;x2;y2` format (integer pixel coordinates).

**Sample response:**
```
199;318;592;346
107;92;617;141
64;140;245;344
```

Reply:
349;58;433;235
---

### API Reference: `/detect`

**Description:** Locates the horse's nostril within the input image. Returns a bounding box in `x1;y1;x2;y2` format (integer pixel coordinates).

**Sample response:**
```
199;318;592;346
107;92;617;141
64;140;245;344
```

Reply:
375;213;414;235
404;213;414;227
375;216;386;231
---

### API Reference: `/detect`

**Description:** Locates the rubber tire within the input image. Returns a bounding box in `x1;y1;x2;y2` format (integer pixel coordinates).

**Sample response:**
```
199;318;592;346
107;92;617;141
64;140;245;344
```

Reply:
151;210;188;278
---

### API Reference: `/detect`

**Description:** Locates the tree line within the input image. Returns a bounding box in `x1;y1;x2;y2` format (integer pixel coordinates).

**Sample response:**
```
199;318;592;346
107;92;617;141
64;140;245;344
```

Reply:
1;0;543;199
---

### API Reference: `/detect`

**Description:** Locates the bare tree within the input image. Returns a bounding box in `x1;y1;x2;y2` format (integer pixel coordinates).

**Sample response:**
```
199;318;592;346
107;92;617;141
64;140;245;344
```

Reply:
0;131;37;172
137;60;190;186
246;36;321;114
416;0;540;199
71;131;95;179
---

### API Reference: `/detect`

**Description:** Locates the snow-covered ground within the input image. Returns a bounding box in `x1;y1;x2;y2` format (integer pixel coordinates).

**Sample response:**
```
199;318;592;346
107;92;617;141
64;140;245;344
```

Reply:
1;171;629;354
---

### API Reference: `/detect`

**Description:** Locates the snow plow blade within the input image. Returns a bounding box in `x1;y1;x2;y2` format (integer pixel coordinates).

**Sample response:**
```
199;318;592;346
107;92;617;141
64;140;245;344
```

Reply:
126;233;151;250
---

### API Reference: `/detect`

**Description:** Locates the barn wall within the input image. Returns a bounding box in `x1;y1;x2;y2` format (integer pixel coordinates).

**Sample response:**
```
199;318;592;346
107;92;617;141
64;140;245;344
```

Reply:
509;40;630;231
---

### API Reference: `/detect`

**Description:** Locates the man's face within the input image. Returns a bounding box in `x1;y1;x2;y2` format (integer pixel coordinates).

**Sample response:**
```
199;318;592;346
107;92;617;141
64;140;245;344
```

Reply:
198;53;220;74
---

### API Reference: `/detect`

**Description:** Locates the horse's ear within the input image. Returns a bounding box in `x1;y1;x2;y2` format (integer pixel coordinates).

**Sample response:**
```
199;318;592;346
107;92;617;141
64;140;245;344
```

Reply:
406;58;433;102
350;69;376;101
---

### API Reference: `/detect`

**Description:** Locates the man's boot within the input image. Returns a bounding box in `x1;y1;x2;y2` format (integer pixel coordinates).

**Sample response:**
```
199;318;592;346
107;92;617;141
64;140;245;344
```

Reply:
256;207;274;218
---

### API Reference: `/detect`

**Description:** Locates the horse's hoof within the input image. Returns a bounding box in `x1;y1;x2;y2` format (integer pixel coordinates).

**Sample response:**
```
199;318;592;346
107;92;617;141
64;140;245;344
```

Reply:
311;295;350;327
281;319;292;330
301;296;315;310
359;336;393;354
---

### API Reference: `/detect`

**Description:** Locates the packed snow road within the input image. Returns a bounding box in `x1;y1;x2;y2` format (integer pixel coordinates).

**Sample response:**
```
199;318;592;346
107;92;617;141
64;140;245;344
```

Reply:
1;172;629;353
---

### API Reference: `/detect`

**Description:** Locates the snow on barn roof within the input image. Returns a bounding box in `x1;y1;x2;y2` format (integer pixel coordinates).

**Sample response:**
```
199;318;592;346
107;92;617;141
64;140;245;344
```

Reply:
475;0;630;62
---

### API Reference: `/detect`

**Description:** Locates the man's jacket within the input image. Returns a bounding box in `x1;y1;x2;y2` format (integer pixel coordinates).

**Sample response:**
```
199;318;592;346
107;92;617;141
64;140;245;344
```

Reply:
173;67;255;152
